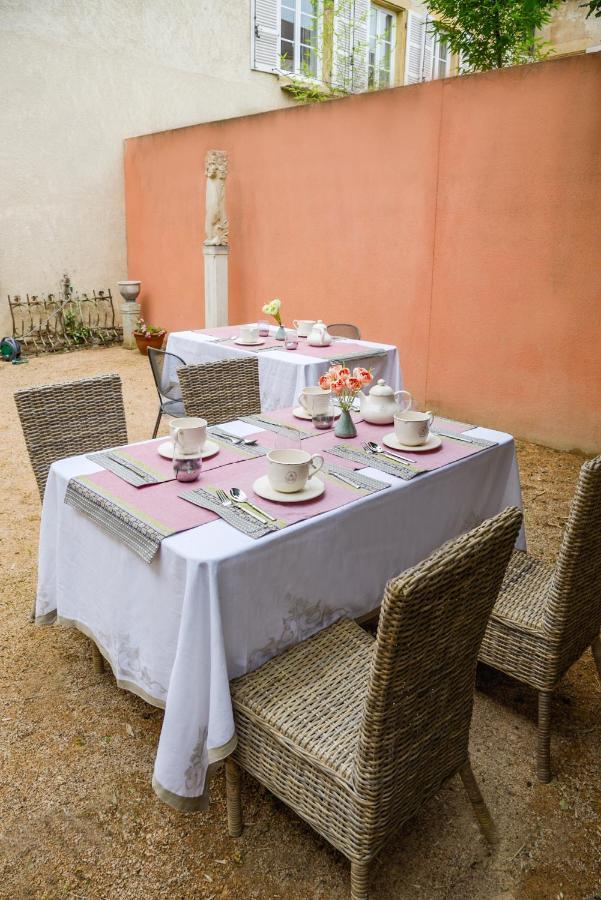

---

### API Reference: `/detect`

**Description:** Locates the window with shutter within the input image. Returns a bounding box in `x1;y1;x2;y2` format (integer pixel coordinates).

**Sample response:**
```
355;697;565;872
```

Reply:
252;0;279;73
404;11;448;85
331;0;369;92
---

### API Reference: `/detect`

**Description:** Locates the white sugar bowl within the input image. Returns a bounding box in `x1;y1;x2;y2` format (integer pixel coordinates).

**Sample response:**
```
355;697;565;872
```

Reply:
360;380;412;425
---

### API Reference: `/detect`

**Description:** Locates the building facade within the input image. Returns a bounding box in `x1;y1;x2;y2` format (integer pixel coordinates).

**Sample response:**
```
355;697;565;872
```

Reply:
0;0;294;335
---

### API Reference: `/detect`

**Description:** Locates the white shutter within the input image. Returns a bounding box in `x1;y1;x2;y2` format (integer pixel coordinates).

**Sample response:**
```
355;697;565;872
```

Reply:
423;18;435;80
332;0;369;93
351;0;369;92
252;0;279;73
404;11;425;85
332;0;353;90
404;12;438;84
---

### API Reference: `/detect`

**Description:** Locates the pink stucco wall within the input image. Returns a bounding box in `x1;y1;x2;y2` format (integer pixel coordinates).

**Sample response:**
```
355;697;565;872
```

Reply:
124;54;601;453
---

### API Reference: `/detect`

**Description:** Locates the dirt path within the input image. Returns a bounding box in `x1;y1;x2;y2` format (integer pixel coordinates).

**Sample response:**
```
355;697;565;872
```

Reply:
0;348;599;899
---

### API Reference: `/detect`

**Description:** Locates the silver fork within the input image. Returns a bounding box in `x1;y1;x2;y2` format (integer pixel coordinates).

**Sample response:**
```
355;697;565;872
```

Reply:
215;489;267;525
361;441;413;465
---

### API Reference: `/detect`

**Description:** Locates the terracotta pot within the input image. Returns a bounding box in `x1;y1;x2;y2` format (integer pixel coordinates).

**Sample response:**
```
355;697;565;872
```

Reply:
133;331;166;355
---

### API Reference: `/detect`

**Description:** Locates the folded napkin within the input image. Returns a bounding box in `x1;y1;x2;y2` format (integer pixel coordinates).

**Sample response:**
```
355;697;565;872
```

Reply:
179;487;279;538
324;462;390;493
326;444;423;480
328;349;388;364
429;428;497;449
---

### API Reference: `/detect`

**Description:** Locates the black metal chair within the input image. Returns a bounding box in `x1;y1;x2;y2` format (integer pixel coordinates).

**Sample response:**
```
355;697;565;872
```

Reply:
327;323;362;340
147;348;186;438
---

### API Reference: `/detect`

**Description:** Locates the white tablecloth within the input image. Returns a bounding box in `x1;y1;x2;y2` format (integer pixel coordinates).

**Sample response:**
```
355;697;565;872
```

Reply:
36;421;524;812
166;330;402;411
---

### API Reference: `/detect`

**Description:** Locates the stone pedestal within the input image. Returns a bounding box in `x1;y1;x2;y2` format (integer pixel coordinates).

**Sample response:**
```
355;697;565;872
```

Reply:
203;244;229;327
120;302;141;349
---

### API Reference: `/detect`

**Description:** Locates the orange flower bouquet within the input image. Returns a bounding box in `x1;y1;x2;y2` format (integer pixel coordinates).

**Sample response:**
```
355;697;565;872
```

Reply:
319;364;373;438
319;364;372;412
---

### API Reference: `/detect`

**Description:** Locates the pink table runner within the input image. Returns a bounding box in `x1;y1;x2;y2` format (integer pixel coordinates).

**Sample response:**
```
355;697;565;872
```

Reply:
89;435;269;487
197;326;384;362
64;448;389;563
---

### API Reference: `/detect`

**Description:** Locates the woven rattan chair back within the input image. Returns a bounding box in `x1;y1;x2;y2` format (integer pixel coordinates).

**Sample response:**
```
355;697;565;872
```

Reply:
353;507;522;831
14;373;127;500
148;348;185;403
543;454;601;673
327;322;361;340
178;357;261;426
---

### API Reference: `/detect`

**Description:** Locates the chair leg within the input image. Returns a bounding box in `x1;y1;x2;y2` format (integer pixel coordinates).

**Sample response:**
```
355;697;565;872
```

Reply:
92;643;105;674
225;758;243;837
350;861;370;900
537;690;553;783
152;407;162;439
592;636;601;686
29;596;37;623
459;758;498;847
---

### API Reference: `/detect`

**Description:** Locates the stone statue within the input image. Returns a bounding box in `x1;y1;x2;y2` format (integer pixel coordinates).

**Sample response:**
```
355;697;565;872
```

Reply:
204;150;229;246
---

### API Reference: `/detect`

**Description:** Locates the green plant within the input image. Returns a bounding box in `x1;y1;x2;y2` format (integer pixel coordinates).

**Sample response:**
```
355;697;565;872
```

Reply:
583;0;601;15
63;308;92;345
425;0;561;72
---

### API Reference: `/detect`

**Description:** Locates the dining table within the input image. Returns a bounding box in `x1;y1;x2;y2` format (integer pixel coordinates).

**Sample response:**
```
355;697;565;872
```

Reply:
35;409;524;813
165;325;402;411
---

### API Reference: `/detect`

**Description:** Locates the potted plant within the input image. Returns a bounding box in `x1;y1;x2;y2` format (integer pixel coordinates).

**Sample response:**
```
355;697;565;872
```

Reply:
133;317;166;355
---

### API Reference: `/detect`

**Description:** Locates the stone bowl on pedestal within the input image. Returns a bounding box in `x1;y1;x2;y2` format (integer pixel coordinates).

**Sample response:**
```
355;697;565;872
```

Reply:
117;280;142;303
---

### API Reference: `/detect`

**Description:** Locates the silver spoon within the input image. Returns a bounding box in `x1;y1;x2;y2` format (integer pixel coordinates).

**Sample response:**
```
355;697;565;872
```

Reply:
362;441;413;464
228;487;277;522
215;489;266;525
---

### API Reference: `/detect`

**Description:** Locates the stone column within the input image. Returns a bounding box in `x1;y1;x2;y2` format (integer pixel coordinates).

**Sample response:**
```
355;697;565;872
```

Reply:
120;302;141;349
203;244;229;327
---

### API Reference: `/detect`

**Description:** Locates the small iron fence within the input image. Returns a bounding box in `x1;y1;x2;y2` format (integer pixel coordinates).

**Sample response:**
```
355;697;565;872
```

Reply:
7;289;123;354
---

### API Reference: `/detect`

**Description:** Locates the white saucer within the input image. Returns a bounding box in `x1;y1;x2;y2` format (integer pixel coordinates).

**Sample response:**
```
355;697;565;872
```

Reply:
157;439;220;460
234;339;265;347
253;475;325;503
292;406;341;421
382;433;442;453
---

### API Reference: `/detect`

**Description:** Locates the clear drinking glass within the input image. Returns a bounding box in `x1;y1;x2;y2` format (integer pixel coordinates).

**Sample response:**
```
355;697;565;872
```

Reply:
173;455;202;482
312;393;335;430
284;329;299;350
257;320;270;337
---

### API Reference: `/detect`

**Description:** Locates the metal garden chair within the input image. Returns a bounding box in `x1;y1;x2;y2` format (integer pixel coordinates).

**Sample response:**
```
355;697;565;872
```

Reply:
147;347;186;438
327;322;362;340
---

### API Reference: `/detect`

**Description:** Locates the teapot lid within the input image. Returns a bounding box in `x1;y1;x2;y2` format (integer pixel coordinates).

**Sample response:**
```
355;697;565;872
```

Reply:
369;378;395;397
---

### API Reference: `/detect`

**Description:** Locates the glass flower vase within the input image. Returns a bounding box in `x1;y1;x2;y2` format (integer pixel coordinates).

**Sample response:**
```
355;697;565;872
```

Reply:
275;324;286;341
334;407;357;439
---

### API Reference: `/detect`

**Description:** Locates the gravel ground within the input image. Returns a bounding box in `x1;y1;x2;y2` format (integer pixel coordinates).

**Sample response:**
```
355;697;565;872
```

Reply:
0;347;599;900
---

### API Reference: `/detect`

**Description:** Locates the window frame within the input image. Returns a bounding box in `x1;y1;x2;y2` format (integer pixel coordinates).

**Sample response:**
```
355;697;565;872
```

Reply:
367;2;398;90
279;0;323;81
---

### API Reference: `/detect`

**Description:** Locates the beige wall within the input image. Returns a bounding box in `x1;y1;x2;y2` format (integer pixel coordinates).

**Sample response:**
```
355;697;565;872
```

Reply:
0;0;292;335
541;0;601;55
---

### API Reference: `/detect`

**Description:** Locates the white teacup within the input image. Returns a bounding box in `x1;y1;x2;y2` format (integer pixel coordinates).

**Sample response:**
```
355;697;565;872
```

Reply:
170;416;207;456
239;324;259;344
299;386;331;416
267;448;324;493
292;319;316;338
394;410;434;447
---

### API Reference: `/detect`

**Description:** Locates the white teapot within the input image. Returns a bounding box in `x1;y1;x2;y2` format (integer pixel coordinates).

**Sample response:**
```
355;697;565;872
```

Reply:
307;320;332;347
360;381;412;425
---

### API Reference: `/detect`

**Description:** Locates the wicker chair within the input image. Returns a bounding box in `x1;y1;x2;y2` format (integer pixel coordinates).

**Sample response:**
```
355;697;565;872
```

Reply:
147;348;186;438
178;357;261;426
479;454;601;783
327;322;361;340
225;507;523;899
15;373;127;637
